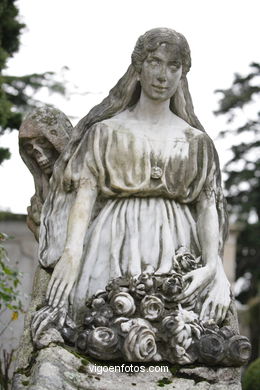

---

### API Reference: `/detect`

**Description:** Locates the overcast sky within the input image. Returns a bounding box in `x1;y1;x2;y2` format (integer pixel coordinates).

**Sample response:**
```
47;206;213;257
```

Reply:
1;0;260;213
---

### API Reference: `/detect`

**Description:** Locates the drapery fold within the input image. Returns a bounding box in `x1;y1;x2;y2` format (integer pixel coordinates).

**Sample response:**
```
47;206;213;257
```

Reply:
38;120;226;313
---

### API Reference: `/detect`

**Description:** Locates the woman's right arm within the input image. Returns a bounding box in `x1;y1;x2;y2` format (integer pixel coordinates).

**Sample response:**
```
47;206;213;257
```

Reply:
47;177;97;308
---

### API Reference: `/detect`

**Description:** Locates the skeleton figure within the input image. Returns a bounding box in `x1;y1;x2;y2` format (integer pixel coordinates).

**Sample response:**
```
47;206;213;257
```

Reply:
19;106;72;240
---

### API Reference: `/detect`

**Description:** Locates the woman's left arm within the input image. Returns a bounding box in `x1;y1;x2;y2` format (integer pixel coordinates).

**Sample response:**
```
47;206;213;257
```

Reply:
196;190;219;273
179;191;218;300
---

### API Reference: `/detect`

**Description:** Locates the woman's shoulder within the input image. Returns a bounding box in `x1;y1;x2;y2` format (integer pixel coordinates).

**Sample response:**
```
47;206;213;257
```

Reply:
88;114;127;133
100;111;134;129
185;126;214;144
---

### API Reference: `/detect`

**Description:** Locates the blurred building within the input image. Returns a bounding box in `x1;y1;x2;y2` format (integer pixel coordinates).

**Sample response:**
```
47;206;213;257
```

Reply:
0;213;38;367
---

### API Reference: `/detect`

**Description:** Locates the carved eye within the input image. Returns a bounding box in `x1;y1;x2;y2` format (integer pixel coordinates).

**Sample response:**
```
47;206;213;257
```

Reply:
23;143;33;153
37;137;49;146
50;130;57;136
148;59;160;67
169;62;181;71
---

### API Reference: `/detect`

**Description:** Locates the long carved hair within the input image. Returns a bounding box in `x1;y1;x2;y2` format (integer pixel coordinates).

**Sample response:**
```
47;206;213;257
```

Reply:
58;28;205;178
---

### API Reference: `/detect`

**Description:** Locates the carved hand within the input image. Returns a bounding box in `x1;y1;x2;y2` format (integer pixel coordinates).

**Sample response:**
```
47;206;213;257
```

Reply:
199;259;231;324
31;305;67;342
46;250;81;308
178;265;215;303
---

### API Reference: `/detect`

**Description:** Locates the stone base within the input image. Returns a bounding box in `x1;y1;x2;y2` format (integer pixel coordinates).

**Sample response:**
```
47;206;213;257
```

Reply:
12;345;241;390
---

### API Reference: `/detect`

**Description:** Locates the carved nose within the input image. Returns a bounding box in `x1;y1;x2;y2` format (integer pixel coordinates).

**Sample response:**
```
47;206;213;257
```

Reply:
33;145;43;160
157;70;167;83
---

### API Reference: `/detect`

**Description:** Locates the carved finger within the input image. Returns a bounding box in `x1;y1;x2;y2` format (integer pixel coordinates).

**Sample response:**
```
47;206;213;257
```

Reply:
178;282;198;300
57;289;69;308
58;282;73;308
31;307;55;338
200;297;210;321
51;281;67;308
48;278;63;306
35;308;59;337
182;272;194;282
69;284;76;306
209;301;217;320
220;305;228;324
216;304;223;324
47;275;59;301
201;299;213;321
32;307;52;331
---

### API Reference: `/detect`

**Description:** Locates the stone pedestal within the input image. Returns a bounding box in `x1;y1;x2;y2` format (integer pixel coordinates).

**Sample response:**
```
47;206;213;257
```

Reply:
12;345;241;390
11;266;245;390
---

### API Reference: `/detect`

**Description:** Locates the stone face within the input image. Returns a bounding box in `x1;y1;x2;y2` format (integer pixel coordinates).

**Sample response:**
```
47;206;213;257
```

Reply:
19;106;72;240
12;345;242;390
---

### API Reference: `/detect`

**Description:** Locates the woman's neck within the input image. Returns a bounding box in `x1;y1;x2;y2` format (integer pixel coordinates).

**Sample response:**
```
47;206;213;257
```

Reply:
133;91;172;125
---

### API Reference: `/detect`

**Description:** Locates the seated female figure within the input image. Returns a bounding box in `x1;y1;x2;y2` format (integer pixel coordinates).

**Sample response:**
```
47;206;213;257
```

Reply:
35;29;234;363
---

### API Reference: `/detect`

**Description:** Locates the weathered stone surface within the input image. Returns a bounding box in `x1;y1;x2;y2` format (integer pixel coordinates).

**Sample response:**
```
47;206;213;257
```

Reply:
14;266;50;371
12;345;242;390
35;327;64;349
179;366;241;387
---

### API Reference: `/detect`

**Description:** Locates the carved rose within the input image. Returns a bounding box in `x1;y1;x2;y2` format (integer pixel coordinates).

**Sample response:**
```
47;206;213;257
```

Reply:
123;325;158;362
162;311;195;364
129;280;146;299
120;318;153;333
138;273;154;289
140;295;164;321
87;327;121;359
177;307;198;323
98;304;114;319
219;326;235;339
76;330;90;352
106;277;129;293
227;335;251;365
162;315;178;334
198;334;225;364
92;297;106;309
203;319;219;334
174;247;200;273
110;292;136;316
161;273;183;300
93;315;109;327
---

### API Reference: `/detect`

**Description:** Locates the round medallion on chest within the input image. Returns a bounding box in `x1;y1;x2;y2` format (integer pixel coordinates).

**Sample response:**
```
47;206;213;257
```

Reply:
151;166;163;179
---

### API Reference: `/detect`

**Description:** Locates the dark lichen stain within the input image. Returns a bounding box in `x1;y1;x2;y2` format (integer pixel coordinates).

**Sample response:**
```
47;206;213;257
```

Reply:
62;344;93;363
169;365;179;376
21;380;30;386
77;365;87;374
157;377;172;387
81;358;89;366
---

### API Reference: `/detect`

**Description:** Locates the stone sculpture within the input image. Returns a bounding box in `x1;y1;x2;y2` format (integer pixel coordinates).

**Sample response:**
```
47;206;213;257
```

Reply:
19;106;72;239
20;28;251;368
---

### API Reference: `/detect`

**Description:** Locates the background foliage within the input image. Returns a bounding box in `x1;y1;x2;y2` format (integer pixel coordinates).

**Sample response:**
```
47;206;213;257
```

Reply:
215;62;260;361
0;0;66;165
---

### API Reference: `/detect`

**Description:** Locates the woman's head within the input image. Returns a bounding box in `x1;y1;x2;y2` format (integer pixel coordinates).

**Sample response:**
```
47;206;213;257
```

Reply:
75;27;203;135
131;28;191;76
55;28;203;192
